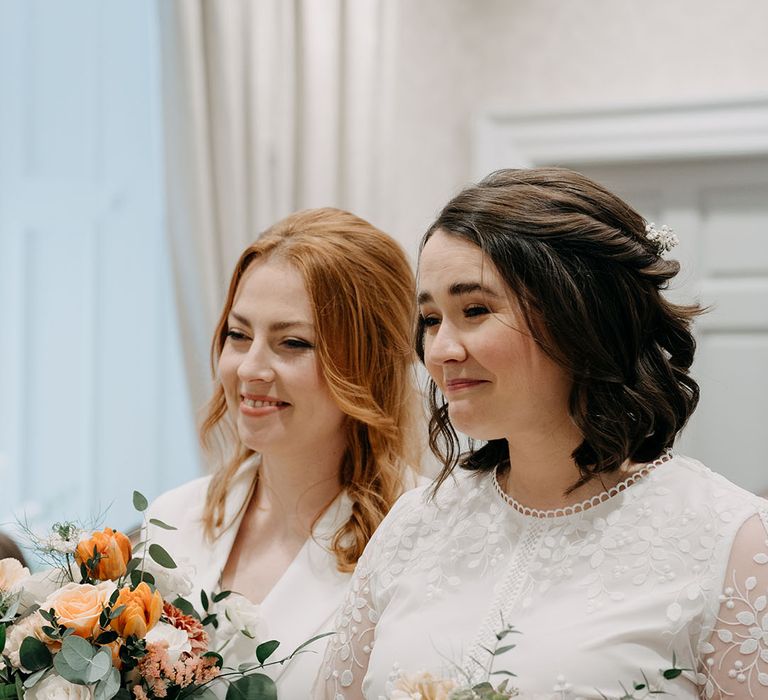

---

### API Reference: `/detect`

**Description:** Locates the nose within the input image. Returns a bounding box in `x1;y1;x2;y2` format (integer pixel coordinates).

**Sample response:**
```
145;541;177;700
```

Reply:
425;321;467;365
236;340;276;384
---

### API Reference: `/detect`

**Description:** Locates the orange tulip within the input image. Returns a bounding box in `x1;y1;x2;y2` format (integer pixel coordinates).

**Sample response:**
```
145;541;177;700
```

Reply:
110;582;163;639
75;528;132;581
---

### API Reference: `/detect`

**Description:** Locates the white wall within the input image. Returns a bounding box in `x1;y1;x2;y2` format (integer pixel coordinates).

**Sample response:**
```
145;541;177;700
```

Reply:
378;0;768;255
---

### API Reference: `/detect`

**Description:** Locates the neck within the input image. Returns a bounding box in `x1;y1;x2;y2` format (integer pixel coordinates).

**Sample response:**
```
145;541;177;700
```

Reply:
250;439;346;539
502;417;623;512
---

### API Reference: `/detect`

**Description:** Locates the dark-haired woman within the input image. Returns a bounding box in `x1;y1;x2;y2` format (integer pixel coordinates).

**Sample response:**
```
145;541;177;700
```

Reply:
317;169;768;699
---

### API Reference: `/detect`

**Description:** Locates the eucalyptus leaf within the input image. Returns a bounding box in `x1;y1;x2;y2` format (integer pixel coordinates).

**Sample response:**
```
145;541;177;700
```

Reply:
148;518;177;531
148;543;177;569
133;491;148;512
225;674;277;700
61;635;95;671
84;647;113;684
54;649;89;684
21;668;47;689
0;624;5;654
19;636;52;672
94;667;121;700
255;640;279;665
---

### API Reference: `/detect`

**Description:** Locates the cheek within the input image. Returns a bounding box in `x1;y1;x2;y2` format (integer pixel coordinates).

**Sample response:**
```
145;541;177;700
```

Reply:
217;352;240;398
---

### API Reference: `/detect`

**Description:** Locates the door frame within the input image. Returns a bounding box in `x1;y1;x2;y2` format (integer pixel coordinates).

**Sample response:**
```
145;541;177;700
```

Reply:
472;96;768;175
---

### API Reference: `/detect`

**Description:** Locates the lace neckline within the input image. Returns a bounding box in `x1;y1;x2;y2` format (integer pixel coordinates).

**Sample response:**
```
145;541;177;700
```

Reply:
492;450;673;519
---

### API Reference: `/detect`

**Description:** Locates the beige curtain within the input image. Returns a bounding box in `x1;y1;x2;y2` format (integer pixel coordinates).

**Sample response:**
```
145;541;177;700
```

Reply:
157;0;392;429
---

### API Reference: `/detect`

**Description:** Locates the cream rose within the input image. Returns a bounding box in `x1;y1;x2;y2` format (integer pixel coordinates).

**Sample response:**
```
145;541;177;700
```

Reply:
41;581;115;638
145;621;192;662
140;556;195;599
24;672;93;700
211;593;269;664
0;558;30;591
5;611;49;669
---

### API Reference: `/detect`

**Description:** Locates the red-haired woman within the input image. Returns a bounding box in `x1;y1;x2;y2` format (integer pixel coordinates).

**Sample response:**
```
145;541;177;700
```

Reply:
149;208;421;696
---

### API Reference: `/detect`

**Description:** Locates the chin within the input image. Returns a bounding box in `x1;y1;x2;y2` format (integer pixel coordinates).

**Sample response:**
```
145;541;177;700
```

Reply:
448;411;501;443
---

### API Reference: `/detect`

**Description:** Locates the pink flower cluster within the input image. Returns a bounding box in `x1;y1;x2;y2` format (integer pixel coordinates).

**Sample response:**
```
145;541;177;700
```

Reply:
133;642;220;698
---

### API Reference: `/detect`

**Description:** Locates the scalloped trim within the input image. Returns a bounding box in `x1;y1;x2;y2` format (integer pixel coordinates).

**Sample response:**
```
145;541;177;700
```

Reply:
492;450;673;519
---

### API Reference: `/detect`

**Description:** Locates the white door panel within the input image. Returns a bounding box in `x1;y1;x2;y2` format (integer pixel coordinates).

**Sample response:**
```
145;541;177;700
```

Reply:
580;159;768;494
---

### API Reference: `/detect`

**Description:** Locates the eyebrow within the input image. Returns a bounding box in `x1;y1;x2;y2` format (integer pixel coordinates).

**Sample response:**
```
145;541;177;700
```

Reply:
228;312;313;332
417;281;500;305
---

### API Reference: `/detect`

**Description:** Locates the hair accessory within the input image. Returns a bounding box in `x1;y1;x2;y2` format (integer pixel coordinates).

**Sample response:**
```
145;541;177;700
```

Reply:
644;222;679;256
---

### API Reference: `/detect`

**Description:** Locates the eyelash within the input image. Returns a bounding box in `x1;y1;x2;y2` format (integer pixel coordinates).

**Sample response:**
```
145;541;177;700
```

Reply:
419;305;491;328
282;338;313;350
224;330;313;350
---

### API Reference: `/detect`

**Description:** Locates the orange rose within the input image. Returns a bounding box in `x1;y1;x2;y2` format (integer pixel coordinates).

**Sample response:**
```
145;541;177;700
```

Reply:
42;581;115;638
110;582;163;638
75;528;132;581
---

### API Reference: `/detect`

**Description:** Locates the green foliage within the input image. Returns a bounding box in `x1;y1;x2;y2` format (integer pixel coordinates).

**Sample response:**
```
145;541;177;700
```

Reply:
133;491;149;512
21;668;46;689
224;674;277;700
0;624;5;654
94;667;121;700
255;640;280;665
148;543;177;569
53;636;113;685
171;597;200;621
0;683;19;699
148;518;177;531
19;636;52;672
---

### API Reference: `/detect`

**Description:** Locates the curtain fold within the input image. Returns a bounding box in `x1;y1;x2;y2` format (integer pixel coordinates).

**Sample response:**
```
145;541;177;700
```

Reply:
157;0;390;450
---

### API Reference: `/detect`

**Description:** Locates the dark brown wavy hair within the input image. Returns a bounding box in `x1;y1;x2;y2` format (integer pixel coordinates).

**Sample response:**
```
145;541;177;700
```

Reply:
416;168;702;492
202;208;421;572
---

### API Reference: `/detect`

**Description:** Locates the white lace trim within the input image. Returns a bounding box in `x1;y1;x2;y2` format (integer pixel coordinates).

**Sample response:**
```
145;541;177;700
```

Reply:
492;450;673;519
466;519;547;683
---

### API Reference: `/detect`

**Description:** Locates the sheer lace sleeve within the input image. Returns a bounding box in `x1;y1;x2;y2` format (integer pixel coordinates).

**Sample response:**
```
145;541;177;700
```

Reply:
699;508;768;699
313;487;423;700
313;552;377;699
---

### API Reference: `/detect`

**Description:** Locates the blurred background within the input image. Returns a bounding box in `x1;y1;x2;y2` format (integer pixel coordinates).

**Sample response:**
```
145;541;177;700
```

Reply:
1;0;766;546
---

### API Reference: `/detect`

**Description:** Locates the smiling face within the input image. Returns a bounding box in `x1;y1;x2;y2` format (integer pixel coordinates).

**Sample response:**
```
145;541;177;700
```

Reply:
418;229;573;442
218;257;346;459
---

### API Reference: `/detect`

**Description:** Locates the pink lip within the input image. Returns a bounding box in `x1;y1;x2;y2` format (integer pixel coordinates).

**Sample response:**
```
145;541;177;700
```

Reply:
444;379;488;393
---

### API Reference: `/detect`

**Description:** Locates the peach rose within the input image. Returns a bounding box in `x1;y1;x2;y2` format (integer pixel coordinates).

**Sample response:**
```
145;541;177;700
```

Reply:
75;528;132;581
110;582;162;639
42;581;115;639
0;557;30;591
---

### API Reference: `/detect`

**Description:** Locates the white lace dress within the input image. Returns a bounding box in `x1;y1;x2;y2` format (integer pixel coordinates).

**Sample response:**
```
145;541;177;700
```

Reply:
315;453;768;699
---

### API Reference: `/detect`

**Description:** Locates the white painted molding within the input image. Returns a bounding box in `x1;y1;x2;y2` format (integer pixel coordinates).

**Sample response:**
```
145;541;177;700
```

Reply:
472;97;768;178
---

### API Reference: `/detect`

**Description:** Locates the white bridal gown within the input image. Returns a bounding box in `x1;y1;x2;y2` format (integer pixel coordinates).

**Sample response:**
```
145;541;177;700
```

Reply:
316;453;768;699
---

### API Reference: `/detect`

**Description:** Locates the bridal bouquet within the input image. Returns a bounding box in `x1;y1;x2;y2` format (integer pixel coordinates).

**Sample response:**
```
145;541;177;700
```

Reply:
0;492;323;700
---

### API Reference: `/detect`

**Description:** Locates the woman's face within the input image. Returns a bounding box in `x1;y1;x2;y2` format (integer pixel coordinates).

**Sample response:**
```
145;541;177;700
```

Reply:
218;257;346;458
418;230;572;441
